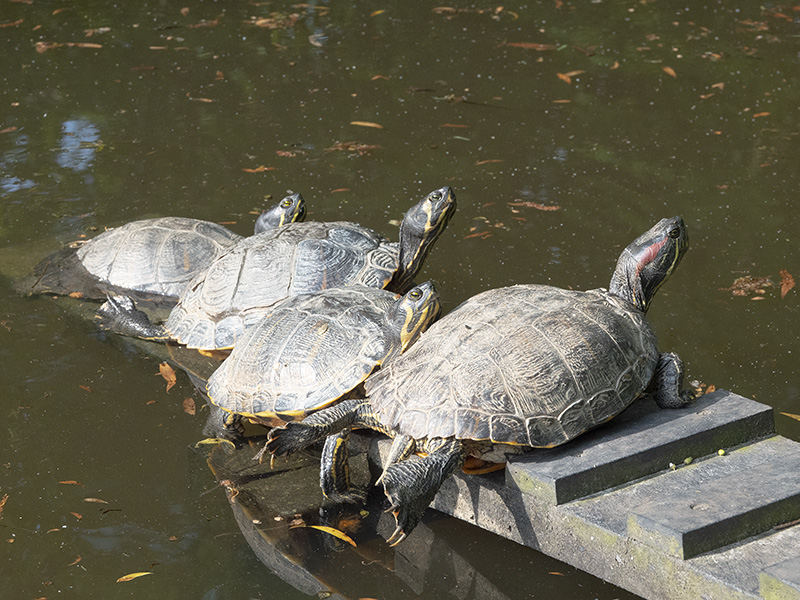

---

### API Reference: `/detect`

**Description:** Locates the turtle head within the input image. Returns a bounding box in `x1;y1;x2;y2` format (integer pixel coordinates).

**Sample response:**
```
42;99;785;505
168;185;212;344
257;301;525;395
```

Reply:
389;280;442;353
254;193;306;233
609;216;688;312
391;187;457;292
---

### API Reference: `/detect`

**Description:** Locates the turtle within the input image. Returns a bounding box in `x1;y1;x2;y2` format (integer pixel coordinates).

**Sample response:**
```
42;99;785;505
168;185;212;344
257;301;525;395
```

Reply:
21;193;306;306
265;216;692;544
205;281;442;481
98;186;456;350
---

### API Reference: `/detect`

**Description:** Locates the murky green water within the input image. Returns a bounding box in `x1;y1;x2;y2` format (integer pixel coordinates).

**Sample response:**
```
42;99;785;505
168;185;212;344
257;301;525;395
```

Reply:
1;1;798;598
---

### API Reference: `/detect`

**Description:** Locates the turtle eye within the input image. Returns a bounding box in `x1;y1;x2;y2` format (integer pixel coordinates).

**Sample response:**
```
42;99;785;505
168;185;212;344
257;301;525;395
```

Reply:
281;198;293;208
429;192;441;202
668;227;681;239
408;289;422;300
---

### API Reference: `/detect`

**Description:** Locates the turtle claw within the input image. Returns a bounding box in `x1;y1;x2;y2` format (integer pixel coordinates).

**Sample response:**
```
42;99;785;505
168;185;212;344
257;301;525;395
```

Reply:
387;526;407;547
265;421;318;457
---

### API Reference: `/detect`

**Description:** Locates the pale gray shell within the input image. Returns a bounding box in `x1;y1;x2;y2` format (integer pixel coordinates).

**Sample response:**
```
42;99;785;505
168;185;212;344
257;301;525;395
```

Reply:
76;217;242;298
365;284;658;448
206;285;402;418
166;221;400;349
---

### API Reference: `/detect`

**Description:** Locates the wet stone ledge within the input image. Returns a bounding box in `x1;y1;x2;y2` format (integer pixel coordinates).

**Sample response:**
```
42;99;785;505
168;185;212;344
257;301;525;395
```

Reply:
364;390;800;600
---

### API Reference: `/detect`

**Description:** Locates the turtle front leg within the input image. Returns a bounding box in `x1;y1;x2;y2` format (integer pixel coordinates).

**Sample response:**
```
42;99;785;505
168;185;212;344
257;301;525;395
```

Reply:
96;294;169;341
265;399;382;459
381;437;465;545
651;352;694;409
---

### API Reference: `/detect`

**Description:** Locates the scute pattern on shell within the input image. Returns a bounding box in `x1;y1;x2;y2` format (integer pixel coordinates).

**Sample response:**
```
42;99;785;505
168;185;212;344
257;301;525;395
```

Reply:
206;286;401;417
166;221;400;349
76;217;242;297
365;284;658;448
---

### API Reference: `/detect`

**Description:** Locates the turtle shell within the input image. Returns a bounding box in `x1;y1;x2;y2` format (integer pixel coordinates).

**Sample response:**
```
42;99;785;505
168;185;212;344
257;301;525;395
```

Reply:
365;284;659;448
76;217;242;298
206;285;405;420
166;221;400;350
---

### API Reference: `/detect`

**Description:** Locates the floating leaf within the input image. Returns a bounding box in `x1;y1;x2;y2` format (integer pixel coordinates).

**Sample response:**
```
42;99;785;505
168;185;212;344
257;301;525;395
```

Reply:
779;269;795;299
662;66;677;77
475;159;502;165
0;126;18;134
0;19;24;28
78;385;93;393
69;512;83;520
503;42;557;51
35;41;63;52
158;362;176;393
781;412;800;422
116;572;154;583
65;42;103;49
83;497;109;504
325;142;381;155
183;397;196;416
0;493;7;519
548;571;565;576
350;121;383;129
59;480;84;486
711;82;725;90
290;524;357;547
720;275;772;297
753;112;770;118
508;201;561;211
194;438;236;449
556;70;585;84
68;555;82;566
370;9;386;16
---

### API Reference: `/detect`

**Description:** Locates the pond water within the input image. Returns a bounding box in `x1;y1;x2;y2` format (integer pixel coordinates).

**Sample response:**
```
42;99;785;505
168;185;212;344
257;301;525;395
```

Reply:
1;1;798;598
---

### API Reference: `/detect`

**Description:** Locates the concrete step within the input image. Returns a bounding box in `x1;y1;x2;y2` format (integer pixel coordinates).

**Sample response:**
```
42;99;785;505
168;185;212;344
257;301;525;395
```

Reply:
363;389;800;599
505;389;775;505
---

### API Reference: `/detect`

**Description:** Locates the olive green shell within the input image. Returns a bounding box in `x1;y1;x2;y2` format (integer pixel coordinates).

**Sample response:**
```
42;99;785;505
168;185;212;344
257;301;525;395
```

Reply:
206;285;405;420
166;222;400;350
365;284;658;448
77;217;242;298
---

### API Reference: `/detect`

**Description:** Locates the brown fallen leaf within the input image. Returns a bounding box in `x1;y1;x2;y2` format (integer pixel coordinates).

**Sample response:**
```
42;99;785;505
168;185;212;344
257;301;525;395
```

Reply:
507;201;561;211
182;397;196;416
79;385;92;393
35;41;63;53
158;362;176;393
0;126;18;134
116;572;154;583
59;480;84;486
69;512;83;520
0;19;24;28
325;141;381;155
780;269;795;299
65;42;103;49
67;555;82;566
503;42;557;50
781;412;800;422
711;82;725;90
83;497;109;504
720;275;772;296
242;165;277;173
556;70;585;84
475;159;502;165
0;493;8;519
662;66;677;77
753;112;770;118
350;121;383;129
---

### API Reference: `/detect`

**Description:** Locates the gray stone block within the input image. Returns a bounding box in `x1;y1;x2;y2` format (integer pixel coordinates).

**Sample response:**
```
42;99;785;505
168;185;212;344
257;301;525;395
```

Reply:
505;389;775;505
760;557;800;600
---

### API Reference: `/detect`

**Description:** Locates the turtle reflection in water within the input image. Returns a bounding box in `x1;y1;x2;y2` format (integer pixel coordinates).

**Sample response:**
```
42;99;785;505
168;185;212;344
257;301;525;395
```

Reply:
98;186;456;351
267;216;693;544
22;194;306;306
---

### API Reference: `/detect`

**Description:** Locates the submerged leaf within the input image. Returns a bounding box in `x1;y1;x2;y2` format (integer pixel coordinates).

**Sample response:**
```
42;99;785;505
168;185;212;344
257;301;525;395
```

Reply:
183;397;196;415
781;412;800;423
158;362;176;393
116;572;154;583
290;524;357;547
779;269;795;299
194;438;236;449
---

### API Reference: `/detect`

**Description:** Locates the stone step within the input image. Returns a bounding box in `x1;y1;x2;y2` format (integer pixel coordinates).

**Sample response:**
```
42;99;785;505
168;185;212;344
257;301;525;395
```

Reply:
760;557;800;600
626;439;800;559
361;390;800;599
505;389;775;505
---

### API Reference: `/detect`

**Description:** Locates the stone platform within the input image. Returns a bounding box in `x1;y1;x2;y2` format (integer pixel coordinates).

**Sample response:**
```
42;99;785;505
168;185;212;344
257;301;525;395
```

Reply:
364;390;799;600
